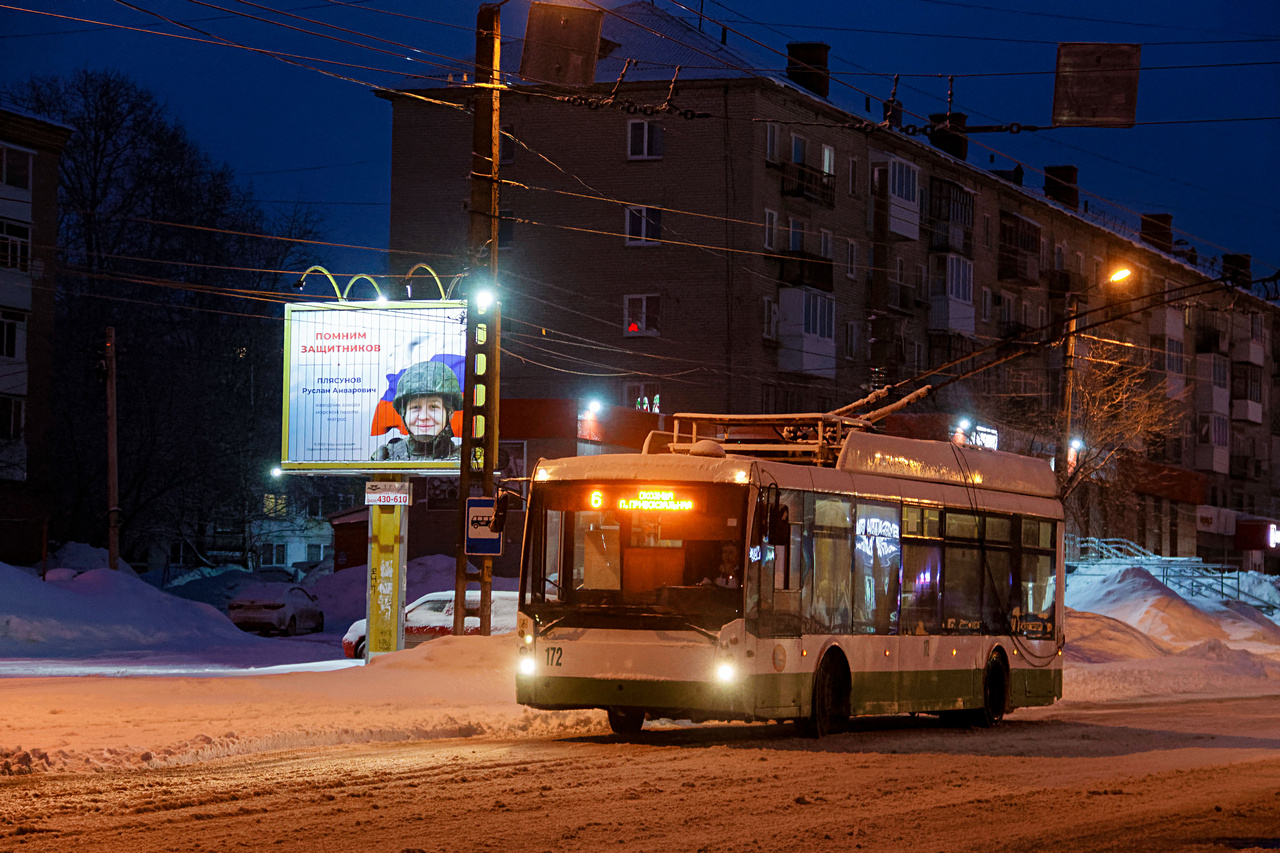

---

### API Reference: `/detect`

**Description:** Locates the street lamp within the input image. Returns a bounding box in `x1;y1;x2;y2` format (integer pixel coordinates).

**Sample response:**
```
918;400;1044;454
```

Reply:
293;265;386;302
1056;265;1131;487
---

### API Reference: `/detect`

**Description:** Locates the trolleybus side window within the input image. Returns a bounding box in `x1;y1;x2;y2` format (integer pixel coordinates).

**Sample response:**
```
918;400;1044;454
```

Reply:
811;494;854;634
1017;518;1056;638
900;505;941;634
853;501;901;635
942;512;983;633
982;515;1014;633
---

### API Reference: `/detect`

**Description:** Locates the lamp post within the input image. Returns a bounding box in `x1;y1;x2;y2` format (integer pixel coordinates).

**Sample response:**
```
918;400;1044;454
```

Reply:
1055;266;1131;491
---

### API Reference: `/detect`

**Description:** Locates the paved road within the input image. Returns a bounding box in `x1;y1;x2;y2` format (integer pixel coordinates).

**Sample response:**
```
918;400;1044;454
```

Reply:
3;696;1278;853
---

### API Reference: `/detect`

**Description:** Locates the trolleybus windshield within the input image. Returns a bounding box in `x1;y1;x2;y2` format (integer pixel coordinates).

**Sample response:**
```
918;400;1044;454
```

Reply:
521;481;749;629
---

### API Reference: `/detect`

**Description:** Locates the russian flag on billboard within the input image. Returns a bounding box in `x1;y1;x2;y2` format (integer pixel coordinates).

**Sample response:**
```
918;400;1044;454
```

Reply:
370;370;408;436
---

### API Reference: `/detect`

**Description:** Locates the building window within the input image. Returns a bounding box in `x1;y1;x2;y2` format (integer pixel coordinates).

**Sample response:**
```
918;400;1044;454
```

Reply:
804;291;835;340
624;294;661;336
497;209;514;250
0;394;22;441
791;134;807;165
260;543;288;567
788;218;805;252
819;228;833;259
625;381;661;413
1166;338;1184;375
848;157;859;195
844;321;861;360
765;122;780;162
307;543;323;562
1054;241;1067;271
981;287;992;321
0;220;31;272
1210;354;1228;388
0;310;25;359
1;146;30;191
914;263;926;290
889;159;918;202
947;256;973;303
499;124;516;164
983;214;992;248
821;144;835;176
894;257;905;283
846;240;858;278
263;493;287;518
627;119;663;160
763;297;779;340
624;206;662;245
763;208;777;250
1232;363;1262;403
1198;413;1228;447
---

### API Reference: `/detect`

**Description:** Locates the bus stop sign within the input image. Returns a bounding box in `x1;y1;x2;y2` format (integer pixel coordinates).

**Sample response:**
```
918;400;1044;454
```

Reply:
465;496;503;556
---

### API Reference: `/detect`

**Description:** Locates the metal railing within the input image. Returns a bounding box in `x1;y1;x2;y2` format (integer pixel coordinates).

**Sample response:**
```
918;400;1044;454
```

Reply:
1065;535;1277;615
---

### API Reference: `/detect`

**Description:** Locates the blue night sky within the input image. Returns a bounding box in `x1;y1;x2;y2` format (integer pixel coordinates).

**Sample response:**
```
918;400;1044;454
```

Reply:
3;0;1278;280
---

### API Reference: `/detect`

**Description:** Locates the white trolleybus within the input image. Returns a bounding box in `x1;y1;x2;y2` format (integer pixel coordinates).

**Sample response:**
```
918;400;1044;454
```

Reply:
514;413;1063;736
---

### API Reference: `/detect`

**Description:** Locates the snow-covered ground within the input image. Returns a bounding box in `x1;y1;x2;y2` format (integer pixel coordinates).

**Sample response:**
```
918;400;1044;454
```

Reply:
1;546;1278;775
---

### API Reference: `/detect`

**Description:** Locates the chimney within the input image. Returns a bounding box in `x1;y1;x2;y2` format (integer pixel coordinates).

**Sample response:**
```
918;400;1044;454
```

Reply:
1043;165;1079;210
1140;213;1173;253
927;112;968;160
1222;253;1253;287
991;163;1024;187
786;42;830;98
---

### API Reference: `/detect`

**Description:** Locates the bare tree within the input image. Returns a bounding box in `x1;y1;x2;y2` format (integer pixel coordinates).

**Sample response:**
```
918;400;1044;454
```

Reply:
11;69;325;567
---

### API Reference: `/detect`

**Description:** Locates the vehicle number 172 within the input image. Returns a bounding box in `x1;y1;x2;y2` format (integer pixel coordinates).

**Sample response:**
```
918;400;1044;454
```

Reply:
544;646;563;667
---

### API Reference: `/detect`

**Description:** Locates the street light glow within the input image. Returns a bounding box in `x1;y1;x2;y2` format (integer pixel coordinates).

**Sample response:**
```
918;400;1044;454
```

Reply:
270;467;283;478
475;289;494;311
1109;268;1132;283
588;399;602;414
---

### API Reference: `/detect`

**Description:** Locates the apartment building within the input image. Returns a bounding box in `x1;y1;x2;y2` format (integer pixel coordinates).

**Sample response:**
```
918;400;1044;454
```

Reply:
382;4;1279;571
0;105;71;565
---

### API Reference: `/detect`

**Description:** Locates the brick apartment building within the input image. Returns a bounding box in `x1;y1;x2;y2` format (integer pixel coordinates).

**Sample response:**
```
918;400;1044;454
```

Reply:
0;105;71;565
380;3;1279;571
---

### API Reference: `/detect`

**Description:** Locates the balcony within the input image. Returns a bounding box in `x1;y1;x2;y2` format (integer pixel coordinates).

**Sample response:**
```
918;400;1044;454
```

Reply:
778;250;833;292
780;162;835;207
997;249;1039;284
928;222;972;257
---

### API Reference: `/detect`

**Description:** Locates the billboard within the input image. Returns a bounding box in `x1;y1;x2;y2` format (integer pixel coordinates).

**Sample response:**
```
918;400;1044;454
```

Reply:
282;301;468;473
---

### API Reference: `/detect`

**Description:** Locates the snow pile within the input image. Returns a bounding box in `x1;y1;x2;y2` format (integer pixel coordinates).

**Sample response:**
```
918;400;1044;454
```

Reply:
1066;565;1280;655
0;564;333;665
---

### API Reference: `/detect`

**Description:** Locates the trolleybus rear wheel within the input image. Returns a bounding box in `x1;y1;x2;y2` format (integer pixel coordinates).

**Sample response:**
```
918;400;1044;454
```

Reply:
607;707;646;735
972;651;1009;728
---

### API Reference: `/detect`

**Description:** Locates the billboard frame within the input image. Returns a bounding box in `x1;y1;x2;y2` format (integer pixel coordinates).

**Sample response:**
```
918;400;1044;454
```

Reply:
280;299;469;475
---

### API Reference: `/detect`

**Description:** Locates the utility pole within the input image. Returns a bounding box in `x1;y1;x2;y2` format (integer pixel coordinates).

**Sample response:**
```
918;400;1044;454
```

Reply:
105;327;119;571
455;3;502;636
1055;293;1078;495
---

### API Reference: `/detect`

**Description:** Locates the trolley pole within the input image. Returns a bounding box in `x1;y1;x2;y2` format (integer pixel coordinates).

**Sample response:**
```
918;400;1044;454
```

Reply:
105;327;120;571
454;3;502;636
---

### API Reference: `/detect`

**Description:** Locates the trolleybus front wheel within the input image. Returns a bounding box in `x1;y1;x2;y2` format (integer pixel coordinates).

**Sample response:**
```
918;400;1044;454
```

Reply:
797;654;851;739
607;707;646;735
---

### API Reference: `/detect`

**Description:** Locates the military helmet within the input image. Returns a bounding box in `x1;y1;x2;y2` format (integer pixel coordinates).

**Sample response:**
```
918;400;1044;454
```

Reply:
393;360;462;413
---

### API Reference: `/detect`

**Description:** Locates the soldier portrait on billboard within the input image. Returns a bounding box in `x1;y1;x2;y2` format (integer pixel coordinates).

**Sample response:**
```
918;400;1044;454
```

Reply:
370;360;463;461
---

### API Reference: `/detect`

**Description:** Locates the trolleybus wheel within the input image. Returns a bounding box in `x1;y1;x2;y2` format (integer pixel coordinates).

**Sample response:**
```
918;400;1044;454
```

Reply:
972;651;1009;728
798;654;850;739
607;707;646;735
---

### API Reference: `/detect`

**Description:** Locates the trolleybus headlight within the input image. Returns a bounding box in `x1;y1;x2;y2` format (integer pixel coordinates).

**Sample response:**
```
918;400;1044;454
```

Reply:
715;663;736;683
519;657;536;676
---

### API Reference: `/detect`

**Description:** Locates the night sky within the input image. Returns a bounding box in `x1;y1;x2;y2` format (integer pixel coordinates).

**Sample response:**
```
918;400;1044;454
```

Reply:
3;0;1278;280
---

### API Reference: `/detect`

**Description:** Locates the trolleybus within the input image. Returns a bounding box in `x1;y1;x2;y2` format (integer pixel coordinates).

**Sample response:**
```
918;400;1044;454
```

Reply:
514;413;1063;736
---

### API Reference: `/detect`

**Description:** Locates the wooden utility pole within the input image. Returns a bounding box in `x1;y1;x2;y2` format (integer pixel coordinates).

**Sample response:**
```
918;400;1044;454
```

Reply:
105;327;119;571
454;3;502;636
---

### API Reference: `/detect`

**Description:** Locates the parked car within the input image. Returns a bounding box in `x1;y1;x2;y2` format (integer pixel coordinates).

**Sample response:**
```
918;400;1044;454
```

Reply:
342;590;518;658
228;583;324;636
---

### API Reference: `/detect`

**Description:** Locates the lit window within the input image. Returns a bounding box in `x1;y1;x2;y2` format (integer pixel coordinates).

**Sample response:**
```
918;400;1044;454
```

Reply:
625;381;661;413
624;294;661;336
263;493;287;517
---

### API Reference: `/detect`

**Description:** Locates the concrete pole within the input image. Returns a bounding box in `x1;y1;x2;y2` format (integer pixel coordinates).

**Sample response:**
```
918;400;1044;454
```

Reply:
106;327;119;571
